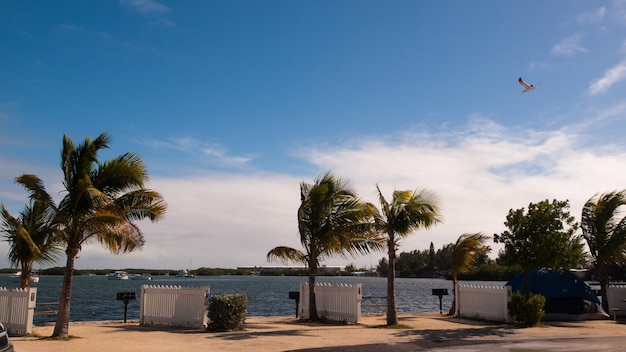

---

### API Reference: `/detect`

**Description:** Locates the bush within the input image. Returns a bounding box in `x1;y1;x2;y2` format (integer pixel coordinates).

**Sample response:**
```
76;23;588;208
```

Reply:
508;292;546;326
207;294;248;331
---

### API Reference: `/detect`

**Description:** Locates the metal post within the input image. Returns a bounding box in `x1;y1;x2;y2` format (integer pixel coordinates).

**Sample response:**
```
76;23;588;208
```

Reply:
289;291;300;318
123;299;129;323
117;291;136;323
431;288;448;315
438;295;443;314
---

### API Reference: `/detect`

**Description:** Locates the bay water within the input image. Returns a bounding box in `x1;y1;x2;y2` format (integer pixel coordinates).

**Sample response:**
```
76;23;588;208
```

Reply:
0;274;496;325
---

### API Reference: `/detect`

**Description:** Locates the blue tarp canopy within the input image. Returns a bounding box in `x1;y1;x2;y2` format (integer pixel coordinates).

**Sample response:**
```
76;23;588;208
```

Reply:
505;268;607;320
506;268;599;303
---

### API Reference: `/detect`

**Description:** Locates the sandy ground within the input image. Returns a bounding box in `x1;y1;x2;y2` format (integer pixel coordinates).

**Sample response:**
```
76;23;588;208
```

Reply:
10;313;626;352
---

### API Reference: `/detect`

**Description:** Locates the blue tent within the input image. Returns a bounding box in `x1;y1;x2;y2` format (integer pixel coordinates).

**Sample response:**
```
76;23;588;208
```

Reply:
505;268;608;321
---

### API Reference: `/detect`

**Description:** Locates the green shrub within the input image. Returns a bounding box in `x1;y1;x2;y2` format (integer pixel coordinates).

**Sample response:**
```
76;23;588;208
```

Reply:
207;294;248;331
508;292;546;326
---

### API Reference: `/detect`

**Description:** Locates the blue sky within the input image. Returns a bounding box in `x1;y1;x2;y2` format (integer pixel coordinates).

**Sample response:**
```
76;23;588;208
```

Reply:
2;1;626;270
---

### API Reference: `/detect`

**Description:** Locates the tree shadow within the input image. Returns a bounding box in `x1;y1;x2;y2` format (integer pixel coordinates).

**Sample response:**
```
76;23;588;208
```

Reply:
287;314;521;351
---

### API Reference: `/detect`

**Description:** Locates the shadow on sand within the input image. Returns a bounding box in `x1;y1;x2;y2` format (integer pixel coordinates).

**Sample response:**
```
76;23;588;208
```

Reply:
286;317;521;352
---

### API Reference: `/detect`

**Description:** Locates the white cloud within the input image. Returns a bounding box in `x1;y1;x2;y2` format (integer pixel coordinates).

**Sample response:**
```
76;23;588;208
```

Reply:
588;60;626;95
529;62;549;71
139;137;253;168
551;34;588;56
567;101;626;131
119;0;170;15
119;0;174;27
577;7;606;24
611;1;626;25
68;120;626;270
6;119;626;270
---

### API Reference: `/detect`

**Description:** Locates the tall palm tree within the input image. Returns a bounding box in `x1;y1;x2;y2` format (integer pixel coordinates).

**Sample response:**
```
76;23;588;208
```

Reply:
373;185;442;326
267;172;382;320
16;132;167;338
0;196;61;289
581;191;626;312
448;232;490;315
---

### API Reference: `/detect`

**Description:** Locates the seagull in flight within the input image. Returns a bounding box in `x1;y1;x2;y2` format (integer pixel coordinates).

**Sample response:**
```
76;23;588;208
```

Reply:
518;77;536;93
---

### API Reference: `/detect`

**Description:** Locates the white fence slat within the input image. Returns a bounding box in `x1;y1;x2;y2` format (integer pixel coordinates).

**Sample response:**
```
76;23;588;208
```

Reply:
0;287;36;336
607;285;626;317
457;284;511;322
140;285;210;328
299;282;361;323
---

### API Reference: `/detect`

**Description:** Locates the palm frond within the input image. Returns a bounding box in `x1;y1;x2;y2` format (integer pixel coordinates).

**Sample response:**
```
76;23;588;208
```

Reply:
451;232;491;276
14;174;57;210
582;190;626;266
267;246;307;265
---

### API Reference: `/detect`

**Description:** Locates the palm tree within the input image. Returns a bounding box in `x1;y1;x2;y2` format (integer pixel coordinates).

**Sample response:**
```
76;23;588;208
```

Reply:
373;185;442;326
267;172;382;320
16;132;167;338
581;191;626;312
448;232;490;315
0;196;61;289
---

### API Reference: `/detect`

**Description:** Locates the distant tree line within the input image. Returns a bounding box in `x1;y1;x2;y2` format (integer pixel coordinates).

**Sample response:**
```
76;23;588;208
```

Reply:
374;242;522;281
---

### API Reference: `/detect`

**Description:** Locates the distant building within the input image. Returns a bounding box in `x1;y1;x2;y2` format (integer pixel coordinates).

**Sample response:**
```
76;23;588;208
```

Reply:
237;265;345;274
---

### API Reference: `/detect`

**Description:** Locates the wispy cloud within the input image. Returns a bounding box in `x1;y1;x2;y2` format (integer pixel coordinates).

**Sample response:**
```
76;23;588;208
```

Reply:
566;100;626;132
119;0;170;15
551;34;588;56
577;7;606;24
119;0;174;26
588;60;626;95
610;1;626;25
140;136;254;168
529;61;549;71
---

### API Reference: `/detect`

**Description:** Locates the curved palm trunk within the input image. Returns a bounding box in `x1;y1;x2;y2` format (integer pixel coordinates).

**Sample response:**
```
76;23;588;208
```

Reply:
386;236;397;325
19;261;32;290
308;258;318;320
599;272;609;313
52;248;78;338
308;272;318;321
448;274;457;315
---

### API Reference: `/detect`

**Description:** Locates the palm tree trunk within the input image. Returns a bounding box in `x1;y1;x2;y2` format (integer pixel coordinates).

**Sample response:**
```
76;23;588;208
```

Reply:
448;275;457;315
599;274;609;313
19;260;31;289
308;259;318;321
386;237;397;325
52;248;77;338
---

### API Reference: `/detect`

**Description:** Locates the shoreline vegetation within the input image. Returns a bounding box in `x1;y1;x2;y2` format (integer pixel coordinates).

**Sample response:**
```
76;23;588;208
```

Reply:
0;264;626;282
0;264;535;281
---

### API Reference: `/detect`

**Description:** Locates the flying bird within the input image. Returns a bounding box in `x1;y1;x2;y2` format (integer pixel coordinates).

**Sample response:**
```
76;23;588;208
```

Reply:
518;77;536;93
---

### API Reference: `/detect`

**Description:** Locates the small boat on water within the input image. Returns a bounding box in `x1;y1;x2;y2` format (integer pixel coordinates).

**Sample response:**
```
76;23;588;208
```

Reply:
130;273;152;280
176;269;195;278
11;271;40;283
107;271;129;280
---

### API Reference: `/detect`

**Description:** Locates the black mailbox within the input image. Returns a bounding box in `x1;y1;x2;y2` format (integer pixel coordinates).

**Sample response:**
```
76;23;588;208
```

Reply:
116;291;136;323
432;288;448;296
117;292;136;301
288;291;300;318
432;288;448;314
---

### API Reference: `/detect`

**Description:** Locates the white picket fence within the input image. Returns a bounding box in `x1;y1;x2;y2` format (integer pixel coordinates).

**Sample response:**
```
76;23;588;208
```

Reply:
456;284;512;322
298;282;361;323
607;285;626;318
139;285;210;328
0;287;37;336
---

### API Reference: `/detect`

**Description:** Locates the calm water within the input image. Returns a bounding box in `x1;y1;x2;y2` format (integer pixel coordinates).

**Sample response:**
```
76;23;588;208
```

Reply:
0;274;491;325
